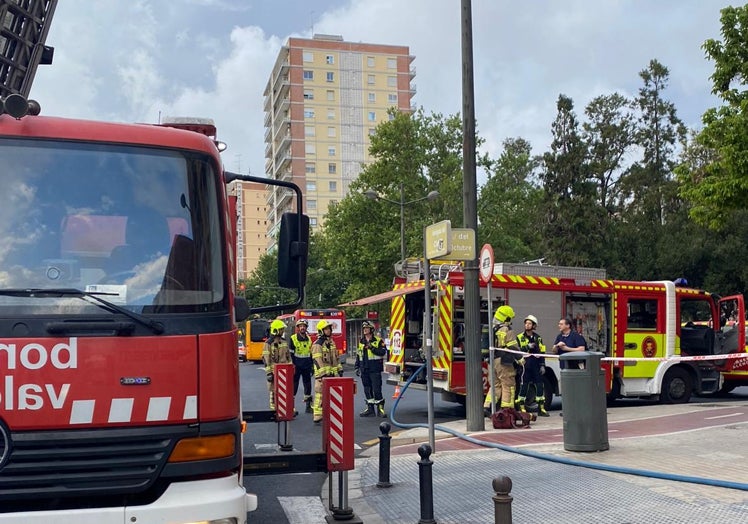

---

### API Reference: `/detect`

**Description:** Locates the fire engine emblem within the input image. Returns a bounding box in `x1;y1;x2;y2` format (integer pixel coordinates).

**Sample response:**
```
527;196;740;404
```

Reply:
642;336;657;358
0;419;11;471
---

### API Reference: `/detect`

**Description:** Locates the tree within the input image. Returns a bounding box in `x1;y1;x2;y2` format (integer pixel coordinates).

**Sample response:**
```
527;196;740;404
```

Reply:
478;137;543;262
677;5;748;229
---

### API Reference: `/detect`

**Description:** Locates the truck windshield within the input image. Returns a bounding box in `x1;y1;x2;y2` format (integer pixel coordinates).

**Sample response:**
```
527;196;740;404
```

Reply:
0;138;225;314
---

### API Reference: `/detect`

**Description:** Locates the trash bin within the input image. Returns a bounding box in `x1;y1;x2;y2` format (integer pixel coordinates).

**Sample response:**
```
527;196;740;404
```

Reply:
560;351;609;452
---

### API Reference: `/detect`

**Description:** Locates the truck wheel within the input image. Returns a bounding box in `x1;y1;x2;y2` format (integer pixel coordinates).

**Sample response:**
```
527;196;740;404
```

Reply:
661;367;692;404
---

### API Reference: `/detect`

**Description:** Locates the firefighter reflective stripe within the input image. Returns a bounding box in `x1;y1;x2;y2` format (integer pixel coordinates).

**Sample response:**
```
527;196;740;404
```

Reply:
69;394;197;424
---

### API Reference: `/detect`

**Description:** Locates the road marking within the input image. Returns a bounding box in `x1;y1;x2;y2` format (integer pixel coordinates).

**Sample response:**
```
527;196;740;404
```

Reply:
279;496;328;523
704;412;744;420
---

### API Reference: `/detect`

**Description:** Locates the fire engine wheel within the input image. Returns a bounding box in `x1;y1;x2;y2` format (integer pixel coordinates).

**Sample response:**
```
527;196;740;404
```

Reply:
661;367;693;404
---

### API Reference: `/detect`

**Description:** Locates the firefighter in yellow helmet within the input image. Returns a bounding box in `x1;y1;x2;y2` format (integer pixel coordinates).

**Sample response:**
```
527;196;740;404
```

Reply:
516;314;549;416
289;318;314;413
484;304;520;415
262;319;292;412
311;319;342;423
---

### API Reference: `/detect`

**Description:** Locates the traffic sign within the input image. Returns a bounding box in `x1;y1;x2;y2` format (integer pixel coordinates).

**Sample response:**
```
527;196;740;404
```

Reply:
479;244;494;283
425;220;452;259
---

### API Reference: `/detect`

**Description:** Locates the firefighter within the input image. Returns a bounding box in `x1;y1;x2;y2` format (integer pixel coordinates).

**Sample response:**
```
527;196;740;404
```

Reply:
311;319;342;423
483;305;520;416
289;319;314;413
516;314;549;416
355;320;388;417
262;319;292;412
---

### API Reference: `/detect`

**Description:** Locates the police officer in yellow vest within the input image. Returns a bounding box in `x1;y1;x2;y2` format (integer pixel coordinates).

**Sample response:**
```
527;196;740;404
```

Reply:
355;321;388;417
263;319;292;411
311;320;342;423
516;314;549;416
484;305;520;415
289;319;314;413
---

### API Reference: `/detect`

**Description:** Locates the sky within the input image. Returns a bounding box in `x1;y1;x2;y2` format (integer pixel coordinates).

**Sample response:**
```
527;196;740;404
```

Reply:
30;0;729;183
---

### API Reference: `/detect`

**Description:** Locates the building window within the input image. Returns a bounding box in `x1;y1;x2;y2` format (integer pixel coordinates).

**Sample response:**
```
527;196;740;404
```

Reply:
304;109;315;118
367;56;375;67
306;181;317;191
326;90;335;101
310;217;318;227
328;146;336;156
305;125;316;137
303;51;313;62
304;89;314;100
387;57;397;69
387;76;397;87
326;72;334;82
305;143;316;155
329;181;337;192
303;70;314;80
327;126;336;137
326;54;334;64
308;200;317;211
367;74;375;85
328;163;337;174
388;93;398;103
305;163;316;174
388;113;395;121
368;111;376;122
327;109;335;119
368;128;376;136
368;92;376;102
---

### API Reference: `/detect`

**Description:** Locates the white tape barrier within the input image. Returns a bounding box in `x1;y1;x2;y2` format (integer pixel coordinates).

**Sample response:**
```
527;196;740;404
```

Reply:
488;346;748;363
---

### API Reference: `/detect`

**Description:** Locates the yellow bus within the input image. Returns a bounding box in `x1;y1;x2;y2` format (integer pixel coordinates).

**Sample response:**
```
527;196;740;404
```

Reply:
243;318;270;362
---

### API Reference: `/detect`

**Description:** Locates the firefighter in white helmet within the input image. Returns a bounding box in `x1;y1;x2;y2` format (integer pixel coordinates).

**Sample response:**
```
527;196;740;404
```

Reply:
311;319;342;423
484;305;520;416
262;319;292;412
516;314;549;416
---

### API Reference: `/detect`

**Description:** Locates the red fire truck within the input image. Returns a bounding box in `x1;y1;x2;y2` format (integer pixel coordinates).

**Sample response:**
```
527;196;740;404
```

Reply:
0;97;308;521
352;261;746;407
279;308;348;357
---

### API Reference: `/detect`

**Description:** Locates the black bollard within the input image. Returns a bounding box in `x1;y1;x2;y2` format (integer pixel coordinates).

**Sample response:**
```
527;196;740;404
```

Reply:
492;476;513;524
417;444;436;524
377;421;392;488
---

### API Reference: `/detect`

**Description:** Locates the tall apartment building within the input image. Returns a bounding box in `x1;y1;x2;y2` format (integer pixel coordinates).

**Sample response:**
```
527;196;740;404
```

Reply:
230;181;268;281
263;34;415;244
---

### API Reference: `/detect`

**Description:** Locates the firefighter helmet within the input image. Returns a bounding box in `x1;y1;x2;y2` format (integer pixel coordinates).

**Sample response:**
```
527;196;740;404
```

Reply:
362;320;374;330
524;314;538;327
270;319;286;336
317;319;333;335
295;319;308;328
494;305;515;323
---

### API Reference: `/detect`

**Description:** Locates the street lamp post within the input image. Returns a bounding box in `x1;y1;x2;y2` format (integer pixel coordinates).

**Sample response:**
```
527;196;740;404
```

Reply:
365;183;439;263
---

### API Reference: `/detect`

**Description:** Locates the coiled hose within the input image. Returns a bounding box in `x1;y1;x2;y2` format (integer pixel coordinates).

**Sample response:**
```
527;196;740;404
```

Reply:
389;362;748;491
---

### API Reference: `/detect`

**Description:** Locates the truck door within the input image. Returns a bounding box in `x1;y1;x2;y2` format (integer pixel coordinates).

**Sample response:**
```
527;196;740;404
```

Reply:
717;294;746;366
621;295;665;379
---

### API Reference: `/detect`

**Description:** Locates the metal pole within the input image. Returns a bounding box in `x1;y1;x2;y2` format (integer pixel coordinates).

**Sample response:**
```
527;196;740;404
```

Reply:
417;444;436;524
461;0;483;432
487;282;495;415
377;421;392;488
493;475;513;524
400;182;406;264
423;248;435;452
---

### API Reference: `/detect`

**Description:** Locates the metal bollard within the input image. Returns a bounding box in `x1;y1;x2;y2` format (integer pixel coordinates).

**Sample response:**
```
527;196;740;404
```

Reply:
377;421;392;488
492;475;513;524
417;444;436;524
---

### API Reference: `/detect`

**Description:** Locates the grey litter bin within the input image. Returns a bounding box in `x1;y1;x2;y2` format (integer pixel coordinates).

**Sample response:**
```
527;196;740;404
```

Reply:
560;351;609;452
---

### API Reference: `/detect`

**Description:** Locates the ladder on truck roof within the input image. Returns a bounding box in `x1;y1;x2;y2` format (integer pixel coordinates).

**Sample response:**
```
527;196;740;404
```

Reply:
0;0;57;98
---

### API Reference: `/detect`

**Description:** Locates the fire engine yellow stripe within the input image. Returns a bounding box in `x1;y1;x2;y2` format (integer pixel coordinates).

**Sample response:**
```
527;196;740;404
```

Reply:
438;284;452;363
390;295;405;364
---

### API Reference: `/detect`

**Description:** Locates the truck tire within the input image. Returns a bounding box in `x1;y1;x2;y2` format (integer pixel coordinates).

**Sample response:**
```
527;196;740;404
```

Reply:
661;367;692;404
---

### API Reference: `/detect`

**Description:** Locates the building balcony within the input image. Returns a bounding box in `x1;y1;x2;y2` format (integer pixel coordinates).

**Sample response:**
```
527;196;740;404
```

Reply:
409;66;416;79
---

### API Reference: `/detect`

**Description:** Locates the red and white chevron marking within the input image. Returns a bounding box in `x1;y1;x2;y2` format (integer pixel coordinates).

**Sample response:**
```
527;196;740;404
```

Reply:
327;385;345;465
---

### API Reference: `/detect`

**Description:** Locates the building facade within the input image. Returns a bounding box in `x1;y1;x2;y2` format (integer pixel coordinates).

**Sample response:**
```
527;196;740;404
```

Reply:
230;181;268;280
263;34;415;246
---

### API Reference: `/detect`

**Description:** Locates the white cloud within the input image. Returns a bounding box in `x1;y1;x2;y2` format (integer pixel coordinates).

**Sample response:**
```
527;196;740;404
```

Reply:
30;0;725;181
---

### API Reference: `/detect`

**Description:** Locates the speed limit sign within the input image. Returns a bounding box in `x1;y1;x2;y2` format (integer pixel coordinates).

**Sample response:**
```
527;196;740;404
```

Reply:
479;244;494;284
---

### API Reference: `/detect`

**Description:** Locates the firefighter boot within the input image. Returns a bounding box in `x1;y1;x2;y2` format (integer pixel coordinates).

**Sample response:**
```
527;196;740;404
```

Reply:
304;397;313;414
376;400;386;418
517;396;527;413
537;397;549;417
359;403;375;417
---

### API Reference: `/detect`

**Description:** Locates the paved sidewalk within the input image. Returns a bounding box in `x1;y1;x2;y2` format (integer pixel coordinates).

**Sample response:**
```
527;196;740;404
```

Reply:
324;401;748;523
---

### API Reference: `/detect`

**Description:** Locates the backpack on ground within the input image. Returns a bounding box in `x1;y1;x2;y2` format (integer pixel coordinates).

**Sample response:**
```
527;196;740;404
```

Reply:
491;407;534;429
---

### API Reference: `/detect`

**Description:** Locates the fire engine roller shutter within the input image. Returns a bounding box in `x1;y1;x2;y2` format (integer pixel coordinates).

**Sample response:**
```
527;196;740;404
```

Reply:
337;283;425;307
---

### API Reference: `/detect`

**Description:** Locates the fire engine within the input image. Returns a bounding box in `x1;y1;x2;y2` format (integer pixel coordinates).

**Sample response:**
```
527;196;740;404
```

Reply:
355;260;746;407
279;308;348;357
0;3;309;521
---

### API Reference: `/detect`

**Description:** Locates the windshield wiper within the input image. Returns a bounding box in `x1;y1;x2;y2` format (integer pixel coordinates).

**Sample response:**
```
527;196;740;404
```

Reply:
0;288;164;334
